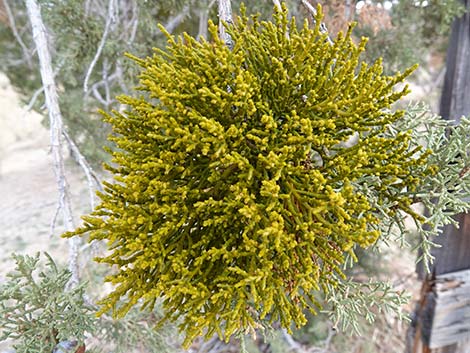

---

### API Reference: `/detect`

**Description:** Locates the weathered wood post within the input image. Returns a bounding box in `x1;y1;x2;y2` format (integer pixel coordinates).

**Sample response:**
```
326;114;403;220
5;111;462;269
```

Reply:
409;1;470;352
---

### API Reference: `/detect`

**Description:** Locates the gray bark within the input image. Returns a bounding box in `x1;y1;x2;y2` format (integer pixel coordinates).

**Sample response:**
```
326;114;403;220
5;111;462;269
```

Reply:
218;0;233;49
3;0;32;68
25;0;80;288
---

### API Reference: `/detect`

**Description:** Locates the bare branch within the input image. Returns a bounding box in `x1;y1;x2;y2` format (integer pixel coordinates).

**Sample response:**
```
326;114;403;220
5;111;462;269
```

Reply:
194;335;239;353
321;325;336;353
23;60;64;116
218;0;233;49
49;203;60;238
25;0;80;288
23;85;44;113
83;0;116;95
62;130;103;210
4;0;33;68
115;61;129;95
91;61;127;97
102;57;111;108
272;0;282;11
198;5;209;40
197;0;217;40
127;1;139;44
300;0;333;45
129;17;139;42
281;328;307;352
163;6;190;34
300;0;318;17
92;83;108;105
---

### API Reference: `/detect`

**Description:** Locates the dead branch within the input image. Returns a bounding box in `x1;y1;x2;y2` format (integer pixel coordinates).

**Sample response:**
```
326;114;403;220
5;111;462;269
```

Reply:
300;0;333;44
198;5;209;40
83;0;116;95
126;0;139;44
281;325;336;353
102;57;111;108
25;0;80;288
23;59;64;115
163;5;190;34
3;0;33;68
218;0;233;49
92;83;108;105
115;60;129;95
62;130;103;208
281;329;307;352
24;85;44;113
197;1;217;40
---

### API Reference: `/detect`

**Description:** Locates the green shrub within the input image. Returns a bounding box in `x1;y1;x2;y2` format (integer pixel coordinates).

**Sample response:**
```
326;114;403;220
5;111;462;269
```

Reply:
66;5;434;346
0;253;94;353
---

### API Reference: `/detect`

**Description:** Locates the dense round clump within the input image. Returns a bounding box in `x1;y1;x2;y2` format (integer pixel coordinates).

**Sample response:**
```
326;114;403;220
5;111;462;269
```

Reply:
68;6;432;345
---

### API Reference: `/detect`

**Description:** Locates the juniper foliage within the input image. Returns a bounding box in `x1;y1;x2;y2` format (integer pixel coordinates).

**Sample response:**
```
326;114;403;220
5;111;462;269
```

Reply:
0;253;176;353
0;253;95;353
62;5;466;346
378;104;470;269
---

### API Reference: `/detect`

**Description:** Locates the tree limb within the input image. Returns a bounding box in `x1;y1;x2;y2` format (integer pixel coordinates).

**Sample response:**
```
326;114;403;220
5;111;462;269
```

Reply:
272;0;282;11
198;3;209;40
218;0;233;49
23;85;44;113
102;57;111;109
300;0;333;44
23;59;65;116
62;130;103;209
126;0;139;44
3;0;32;68
163;5;190;34
281;328;307;352
25;0;80;289
83;0;115;95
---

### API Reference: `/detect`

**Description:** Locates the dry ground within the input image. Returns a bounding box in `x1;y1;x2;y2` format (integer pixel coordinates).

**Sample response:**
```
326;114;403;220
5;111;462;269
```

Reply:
0;73;95;352
0;72;90;275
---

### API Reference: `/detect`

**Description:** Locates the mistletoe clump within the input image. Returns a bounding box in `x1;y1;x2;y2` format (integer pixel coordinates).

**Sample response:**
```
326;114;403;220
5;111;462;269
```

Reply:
67;6;434;346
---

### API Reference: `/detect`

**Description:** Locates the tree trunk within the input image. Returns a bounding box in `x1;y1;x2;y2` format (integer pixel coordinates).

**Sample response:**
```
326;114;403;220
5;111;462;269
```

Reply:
409;1;470;352
439;1;470;123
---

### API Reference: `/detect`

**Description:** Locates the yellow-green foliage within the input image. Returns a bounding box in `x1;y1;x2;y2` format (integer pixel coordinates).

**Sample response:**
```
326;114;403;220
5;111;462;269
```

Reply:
67;5;433;346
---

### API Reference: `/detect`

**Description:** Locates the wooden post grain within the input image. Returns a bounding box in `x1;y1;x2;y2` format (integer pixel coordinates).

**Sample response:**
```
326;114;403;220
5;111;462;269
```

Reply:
410;1;470;352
